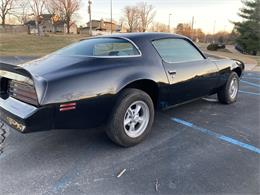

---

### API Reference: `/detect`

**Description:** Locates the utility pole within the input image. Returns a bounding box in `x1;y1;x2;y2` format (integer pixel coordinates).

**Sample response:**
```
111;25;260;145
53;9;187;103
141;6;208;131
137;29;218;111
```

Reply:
213;20;216;43
191;16;194;41
168;13;172;33
88;0;92;36
110;0;113;34
223;25;227;43
213;20;216;34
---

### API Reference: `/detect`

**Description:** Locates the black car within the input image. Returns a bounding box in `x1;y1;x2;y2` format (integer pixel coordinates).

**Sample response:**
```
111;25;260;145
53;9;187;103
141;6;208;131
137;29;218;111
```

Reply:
235;44;246;54
0;33;244;147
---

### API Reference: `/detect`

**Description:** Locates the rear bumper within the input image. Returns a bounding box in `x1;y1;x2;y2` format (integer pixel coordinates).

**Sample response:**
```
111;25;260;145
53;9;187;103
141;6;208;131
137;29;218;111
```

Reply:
0;97;53;133
0;94;116;133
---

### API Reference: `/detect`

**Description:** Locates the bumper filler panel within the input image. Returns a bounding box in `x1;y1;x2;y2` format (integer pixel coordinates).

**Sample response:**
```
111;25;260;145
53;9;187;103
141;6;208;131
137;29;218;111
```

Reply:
0;97;53;133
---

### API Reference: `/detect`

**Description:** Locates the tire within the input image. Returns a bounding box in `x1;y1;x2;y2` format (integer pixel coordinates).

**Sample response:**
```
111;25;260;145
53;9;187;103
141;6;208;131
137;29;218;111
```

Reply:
106;88;155;147
217;72;239;104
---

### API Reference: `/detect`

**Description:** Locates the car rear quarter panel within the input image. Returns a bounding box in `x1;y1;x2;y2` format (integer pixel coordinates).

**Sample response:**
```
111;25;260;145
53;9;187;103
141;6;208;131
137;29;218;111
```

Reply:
41;56;168;105
38;52;169;129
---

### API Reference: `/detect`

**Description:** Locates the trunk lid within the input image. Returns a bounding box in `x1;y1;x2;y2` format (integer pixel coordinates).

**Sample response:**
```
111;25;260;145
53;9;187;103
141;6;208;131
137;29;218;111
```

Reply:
18;54;94;78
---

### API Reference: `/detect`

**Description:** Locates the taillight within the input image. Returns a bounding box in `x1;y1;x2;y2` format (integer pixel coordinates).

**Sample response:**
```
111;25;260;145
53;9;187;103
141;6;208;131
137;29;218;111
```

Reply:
8;80;38;105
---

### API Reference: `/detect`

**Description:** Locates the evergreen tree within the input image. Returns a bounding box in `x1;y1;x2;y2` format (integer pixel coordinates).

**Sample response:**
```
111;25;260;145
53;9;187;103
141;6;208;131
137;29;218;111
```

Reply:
234;0;260;55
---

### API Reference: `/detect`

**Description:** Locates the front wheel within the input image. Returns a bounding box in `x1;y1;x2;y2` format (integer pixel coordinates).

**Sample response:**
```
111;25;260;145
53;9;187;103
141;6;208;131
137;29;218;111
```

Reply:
217;72;239;104
106;89;154;147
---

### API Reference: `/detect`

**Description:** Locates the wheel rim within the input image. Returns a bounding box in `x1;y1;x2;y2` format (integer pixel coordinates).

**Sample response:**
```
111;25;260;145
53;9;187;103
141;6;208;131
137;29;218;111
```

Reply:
229;77;238;99
123;100;150;138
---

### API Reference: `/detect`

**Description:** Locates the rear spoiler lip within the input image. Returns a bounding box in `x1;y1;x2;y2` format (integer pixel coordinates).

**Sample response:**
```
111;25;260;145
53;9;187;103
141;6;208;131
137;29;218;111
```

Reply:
0;62;35;85
0;62;32;78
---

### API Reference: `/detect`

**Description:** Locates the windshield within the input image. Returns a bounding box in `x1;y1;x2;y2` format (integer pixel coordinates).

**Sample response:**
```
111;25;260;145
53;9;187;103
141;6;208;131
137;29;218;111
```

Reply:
55;37;140;57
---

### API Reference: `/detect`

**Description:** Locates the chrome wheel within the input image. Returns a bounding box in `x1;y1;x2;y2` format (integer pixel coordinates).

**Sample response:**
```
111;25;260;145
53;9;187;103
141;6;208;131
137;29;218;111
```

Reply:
229;77;238;99
123;100;150;138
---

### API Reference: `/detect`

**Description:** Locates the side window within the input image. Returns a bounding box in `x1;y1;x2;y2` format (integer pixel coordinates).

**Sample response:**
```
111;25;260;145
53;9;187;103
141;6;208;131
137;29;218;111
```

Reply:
152;38;204;63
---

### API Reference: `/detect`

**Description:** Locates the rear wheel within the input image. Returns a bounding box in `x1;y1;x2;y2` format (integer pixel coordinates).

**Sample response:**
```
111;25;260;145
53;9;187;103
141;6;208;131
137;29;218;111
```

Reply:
106;89;154;147
217;72;239;104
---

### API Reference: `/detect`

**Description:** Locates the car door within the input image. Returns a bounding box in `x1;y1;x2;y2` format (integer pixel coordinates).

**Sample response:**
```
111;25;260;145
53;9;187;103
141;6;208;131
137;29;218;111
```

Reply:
152;38;219;106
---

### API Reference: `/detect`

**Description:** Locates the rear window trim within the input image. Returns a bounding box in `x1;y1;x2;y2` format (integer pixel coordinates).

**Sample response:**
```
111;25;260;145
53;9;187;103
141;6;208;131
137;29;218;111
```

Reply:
151;37;206;64
60;37;142;58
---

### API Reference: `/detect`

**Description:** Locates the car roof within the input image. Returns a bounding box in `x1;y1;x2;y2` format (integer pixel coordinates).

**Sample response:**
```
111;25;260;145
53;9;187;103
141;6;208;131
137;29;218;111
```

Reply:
102;32;186;41
108;32;206;59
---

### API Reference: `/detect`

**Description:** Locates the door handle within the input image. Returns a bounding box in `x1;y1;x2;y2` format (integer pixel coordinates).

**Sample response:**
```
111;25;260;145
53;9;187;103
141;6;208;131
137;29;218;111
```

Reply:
168;70;176;75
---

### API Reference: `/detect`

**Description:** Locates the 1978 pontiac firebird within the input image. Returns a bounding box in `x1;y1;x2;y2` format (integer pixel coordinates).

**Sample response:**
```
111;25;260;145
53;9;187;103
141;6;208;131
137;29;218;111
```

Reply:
0;33;244;147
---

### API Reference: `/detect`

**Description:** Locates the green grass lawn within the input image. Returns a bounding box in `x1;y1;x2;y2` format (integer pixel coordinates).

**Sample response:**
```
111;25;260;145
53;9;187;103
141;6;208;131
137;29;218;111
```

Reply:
0;33;88;56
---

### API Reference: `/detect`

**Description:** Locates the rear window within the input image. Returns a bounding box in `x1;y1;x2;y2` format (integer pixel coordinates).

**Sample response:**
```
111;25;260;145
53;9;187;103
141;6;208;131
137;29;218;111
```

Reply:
55;38;140;57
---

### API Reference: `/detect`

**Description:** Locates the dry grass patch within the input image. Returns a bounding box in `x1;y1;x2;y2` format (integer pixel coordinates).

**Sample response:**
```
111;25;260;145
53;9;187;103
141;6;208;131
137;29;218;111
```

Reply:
0;33;88;56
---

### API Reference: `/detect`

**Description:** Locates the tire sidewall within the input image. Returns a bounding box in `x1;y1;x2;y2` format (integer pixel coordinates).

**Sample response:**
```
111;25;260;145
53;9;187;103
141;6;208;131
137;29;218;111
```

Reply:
225;72;239;103
108;89;154;147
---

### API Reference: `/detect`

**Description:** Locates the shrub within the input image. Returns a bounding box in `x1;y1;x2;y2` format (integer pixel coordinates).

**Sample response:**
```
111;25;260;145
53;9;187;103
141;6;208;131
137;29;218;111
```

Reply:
218;43;226;49
207;43;226;51
207;43;219;51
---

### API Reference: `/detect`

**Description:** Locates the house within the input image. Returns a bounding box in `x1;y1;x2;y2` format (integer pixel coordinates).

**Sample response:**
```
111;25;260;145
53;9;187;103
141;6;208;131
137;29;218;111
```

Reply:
25;14;77;34
87;19;117;32
80;19;124;35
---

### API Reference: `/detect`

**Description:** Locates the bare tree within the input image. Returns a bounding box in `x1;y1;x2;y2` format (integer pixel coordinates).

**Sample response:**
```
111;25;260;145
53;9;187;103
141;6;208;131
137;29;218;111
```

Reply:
48;0;79;34
123;5;139;32
150;22;168;32
45;0;63;33
30;0;45;35
0;0;16;26
12;0;30;24
46;0;58;15
175;23;192;38
137;2;155;32
61;0;80;34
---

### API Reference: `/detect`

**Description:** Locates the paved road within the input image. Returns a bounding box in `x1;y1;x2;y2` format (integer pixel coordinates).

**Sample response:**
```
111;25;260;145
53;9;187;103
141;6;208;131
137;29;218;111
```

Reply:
0;58;260;195
226;45;240;55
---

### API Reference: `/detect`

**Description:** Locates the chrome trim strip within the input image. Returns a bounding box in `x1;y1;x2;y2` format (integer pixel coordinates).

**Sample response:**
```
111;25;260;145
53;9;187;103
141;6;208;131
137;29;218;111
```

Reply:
164;59;206;64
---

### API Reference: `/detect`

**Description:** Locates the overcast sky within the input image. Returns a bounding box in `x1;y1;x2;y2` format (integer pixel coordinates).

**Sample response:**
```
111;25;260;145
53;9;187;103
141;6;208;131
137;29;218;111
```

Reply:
77;0;243;33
